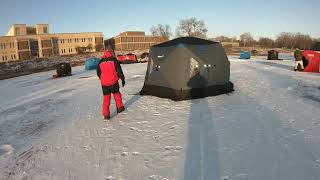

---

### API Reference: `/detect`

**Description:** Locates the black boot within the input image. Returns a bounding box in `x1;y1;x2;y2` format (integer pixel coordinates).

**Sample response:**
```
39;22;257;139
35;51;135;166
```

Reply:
104;115;110;120
117;106;125;113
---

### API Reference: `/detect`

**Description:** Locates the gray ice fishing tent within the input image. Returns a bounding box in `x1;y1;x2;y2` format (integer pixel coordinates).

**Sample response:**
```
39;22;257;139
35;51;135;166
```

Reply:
140;37;234;101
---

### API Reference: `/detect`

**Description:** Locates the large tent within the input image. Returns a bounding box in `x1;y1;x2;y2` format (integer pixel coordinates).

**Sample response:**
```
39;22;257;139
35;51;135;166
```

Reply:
303;50;320;73
140;37;234;101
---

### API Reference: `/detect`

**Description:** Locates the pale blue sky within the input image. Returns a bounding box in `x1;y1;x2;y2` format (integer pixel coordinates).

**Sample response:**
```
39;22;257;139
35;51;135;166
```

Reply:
1;0;319;39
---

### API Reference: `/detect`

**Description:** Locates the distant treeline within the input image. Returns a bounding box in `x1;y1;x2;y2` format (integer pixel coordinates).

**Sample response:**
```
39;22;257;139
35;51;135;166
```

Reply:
150;18;320;50
215;32;320;50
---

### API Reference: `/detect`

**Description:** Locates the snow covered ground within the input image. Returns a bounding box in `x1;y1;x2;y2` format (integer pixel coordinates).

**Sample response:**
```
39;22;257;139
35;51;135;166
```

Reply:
0;56;320;180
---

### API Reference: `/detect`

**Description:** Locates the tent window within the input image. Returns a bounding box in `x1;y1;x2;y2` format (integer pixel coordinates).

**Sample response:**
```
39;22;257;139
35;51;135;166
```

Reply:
154;65;161;71
190;57;200;77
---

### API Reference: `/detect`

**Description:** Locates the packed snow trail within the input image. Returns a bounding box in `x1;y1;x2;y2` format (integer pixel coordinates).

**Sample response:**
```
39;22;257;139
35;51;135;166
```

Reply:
0;58;320;180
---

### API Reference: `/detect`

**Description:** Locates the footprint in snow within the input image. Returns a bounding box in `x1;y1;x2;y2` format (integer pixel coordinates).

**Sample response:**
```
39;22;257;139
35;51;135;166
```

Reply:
289;119;296;124
220;176;229;180
149;175;170;180
121;152;129;156
105;176;115;180
130;127;137;130
0;144;14;156
164;146;183;151
314;160;320;168
132;152;140;156
169;125;179;129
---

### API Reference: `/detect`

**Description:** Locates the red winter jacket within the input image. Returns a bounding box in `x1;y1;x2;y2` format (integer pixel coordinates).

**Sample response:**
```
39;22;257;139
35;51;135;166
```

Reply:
97;51;124;86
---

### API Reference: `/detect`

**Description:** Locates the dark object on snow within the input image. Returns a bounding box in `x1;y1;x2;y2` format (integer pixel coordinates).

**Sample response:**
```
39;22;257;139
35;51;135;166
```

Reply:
267;50;280;60
251;50;258;56
140;37;234;101
56;63;72;77
140;52;149;59
240;51;251;59
139;52;149;63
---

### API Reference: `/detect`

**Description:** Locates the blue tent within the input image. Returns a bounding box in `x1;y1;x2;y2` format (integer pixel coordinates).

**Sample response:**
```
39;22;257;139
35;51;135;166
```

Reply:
240;51;251;59
85;57;100;70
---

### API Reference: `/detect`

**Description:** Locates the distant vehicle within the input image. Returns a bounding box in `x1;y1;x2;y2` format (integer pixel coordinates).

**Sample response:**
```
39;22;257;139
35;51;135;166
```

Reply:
116;53;138;64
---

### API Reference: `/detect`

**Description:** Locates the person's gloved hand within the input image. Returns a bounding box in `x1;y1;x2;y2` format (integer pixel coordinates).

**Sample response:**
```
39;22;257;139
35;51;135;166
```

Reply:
121;79;125;87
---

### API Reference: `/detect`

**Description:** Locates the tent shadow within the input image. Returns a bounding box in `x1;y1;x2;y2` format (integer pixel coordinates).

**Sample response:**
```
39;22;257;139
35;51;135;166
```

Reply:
110;94;142;117
256;61;293;71
184;99;221;180
184;73;221;180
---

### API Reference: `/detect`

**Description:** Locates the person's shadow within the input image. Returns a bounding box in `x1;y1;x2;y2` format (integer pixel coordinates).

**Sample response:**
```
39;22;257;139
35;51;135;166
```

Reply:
187;70;208;99
184;70;221;180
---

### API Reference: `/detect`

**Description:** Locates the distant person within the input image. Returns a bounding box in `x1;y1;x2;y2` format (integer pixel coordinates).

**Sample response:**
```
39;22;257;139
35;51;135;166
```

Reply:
97;50;125;120
294;48;304;71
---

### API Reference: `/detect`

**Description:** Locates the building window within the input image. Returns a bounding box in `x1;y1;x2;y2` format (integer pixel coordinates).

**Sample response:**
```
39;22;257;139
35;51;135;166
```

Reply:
14;54;16;59
43;26;48;34
15;27;20;35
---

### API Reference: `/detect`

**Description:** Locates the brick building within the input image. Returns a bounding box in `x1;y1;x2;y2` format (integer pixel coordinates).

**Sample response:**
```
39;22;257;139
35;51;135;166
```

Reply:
105;31;168;52
0;24;104;62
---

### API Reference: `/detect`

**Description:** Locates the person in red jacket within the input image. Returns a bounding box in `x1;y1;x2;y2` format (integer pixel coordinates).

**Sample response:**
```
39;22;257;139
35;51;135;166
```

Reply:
97;50;125;120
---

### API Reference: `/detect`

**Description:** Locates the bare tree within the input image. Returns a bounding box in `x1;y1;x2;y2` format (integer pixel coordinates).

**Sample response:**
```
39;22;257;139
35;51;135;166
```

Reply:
276;32;313;49
294;33;313;49
258;37;275;48
176;17;208;38
276;32;295;48
312;41;320;51
215;35;232;42
240;32;255;47
150;24;172;39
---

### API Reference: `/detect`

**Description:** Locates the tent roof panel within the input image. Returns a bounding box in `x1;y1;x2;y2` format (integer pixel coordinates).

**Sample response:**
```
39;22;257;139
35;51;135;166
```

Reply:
153;37;218;47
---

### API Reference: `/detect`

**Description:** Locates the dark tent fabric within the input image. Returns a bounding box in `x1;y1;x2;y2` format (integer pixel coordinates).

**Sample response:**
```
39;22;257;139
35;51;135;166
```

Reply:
56;63;72;77
267;50;280;60
85;57;100;70
140;37;234;101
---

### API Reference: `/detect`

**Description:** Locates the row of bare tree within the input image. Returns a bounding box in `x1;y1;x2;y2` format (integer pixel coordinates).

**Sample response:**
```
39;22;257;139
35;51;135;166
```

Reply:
150;18;320;50
236;32;319;49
